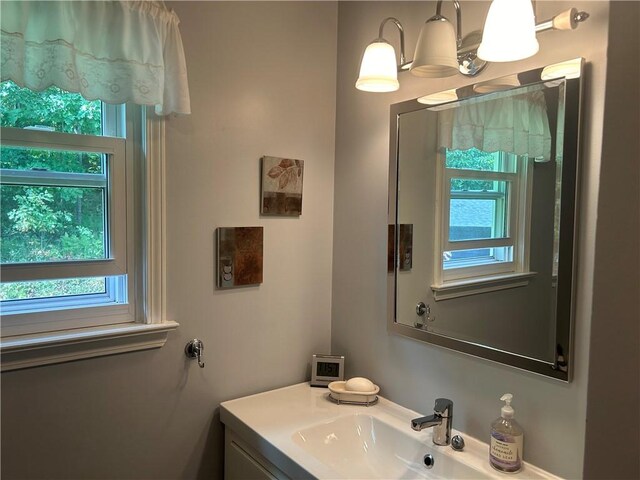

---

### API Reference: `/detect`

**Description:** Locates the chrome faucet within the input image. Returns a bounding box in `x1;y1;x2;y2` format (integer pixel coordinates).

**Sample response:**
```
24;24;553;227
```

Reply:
411;398;453;446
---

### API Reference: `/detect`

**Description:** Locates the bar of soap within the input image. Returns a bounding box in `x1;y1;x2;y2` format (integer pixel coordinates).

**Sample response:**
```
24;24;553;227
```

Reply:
345;377;375;392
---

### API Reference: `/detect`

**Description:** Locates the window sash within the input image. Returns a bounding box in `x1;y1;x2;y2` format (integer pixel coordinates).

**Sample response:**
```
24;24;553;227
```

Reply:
0;127;123;155
446;237;514;250
434;151;530;286
448;192;508;243
0;274;131;336
444;149;517;174
0;103;139;336
0;106;175;371
444;259;516;281
443;245;515;281
0;276;126;314
450;190;505;200
445;168;517;181
444;247;511;268
0;169;107;188
0;126;127;283
1;300;133;336
443;173;519;254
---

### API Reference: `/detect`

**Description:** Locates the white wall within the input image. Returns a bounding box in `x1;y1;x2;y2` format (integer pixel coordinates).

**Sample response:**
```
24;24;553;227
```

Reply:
0;2;337;479
331;2;610;478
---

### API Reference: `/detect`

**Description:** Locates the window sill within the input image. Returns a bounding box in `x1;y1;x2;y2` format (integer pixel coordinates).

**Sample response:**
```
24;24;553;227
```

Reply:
0;321;179;371
431;272;537;301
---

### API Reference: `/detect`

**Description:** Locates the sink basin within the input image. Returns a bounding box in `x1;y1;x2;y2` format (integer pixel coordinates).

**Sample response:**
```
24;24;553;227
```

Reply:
293;414;486;479
221;383;560;480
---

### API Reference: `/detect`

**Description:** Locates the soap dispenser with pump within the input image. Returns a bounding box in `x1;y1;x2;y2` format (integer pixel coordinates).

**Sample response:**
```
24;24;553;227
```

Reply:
489;393;524;473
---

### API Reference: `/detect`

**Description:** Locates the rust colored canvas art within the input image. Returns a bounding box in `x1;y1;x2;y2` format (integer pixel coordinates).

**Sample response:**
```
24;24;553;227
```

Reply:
261;156;304;216
217;227;263;288
387;224;413;272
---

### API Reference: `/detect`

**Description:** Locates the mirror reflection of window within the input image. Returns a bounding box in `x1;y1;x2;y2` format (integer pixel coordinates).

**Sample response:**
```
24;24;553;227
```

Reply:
436;148;532;284
389;59;583;380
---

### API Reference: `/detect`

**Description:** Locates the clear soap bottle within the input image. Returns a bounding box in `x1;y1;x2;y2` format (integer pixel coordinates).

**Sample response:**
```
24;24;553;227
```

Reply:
489;393;524;473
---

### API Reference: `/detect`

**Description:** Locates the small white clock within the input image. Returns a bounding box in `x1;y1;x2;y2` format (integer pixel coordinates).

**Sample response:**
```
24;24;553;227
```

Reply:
311;354;344;387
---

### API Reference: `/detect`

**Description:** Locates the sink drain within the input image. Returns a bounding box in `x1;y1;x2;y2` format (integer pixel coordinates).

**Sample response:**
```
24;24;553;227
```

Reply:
423;453;435;469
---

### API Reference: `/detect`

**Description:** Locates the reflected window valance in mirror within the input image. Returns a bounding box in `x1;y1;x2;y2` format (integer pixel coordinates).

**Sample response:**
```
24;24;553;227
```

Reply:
388;59;583;381
438;87;553;162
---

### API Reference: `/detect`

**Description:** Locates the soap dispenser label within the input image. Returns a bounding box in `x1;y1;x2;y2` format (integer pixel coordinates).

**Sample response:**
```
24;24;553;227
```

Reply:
490;433;522;466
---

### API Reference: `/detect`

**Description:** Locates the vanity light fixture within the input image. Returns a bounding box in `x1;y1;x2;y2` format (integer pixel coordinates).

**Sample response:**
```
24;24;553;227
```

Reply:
410;0;462;78
477;0;539;62
355;17;411;92
355;1;589;91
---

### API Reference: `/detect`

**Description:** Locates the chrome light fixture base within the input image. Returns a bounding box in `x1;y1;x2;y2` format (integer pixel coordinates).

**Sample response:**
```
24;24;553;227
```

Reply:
457;30;487;77
355;2;590;91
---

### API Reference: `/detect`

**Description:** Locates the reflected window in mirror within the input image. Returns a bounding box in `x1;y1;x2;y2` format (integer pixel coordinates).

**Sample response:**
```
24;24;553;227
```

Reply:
435;148;533;286
388;59;584;381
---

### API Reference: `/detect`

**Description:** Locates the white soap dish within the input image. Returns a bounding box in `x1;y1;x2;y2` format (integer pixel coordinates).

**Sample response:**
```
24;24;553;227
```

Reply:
328;379;380;406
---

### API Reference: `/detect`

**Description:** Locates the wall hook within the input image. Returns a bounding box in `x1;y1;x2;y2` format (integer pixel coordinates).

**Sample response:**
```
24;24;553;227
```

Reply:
185;339;205;368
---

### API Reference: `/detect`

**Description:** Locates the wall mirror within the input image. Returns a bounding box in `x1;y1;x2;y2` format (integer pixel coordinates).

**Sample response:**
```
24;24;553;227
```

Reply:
388;59;583;381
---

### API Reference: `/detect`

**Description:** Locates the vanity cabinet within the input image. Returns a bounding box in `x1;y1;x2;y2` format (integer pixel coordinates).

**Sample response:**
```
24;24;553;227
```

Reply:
225;429;290;480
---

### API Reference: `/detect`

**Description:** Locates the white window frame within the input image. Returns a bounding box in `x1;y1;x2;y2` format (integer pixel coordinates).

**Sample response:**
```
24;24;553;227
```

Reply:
0;103;177;370
432;150;535;300
0;108;133;335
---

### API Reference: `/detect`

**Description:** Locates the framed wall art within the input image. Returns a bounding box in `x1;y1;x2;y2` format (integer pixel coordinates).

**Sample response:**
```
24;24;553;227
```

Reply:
260;156;304;216
216;226;263;288
388;224;413;272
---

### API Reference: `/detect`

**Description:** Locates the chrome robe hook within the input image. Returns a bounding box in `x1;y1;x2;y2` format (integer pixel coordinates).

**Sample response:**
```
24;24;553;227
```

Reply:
185;339;205;368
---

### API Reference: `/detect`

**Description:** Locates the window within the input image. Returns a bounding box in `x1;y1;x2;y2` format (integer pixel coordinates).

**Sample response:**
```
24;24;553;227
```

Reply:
0;81;134;334
432;147;534;298
0;81;176;369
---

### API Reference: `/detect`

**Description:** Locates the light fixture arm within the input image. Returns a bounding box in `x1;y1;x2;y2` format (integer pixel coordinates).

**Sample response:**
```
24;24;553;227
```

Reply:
457;8;590;56
377;17;411;71
535;8;590;33
435;0;462;48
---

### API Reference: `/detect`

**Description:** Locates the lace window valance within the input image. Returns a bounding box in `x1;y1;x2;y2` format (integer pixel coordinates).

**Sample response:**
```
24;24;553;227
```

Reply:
439;88;552;162
1;1;191;115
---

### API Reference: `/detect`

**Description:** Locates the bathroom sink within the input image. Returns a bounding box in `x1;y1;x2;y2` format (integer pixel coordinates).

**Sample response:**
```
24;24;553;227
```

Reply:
293;414;487;479
221;383;559;480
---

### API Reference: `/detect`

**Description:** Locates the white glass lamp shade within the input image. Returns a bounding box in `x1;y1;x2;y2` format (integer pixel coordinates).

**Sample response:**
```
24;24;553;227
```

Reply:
473;74;520;93
478;0;539;62
355;40;399;92
410;18;459;78
417;89;458;105
541;58;583;80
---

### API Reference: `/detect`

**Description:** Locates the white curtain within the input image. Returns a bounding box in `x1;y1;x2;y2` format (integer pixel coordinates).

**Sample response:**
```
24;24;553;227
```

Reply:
439;89;552;162
1;1;191;115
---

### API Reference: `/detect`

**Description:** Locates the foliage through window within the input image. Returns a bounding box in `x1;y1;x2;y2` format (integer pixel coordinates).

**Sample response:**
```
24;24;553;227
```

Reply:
0;81;134;334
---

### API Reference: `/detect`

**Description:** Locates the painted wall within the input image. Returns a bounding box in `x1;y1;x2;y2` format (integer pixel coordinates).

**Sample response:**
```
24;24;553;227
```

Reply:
0;2;337;479
332;2;610;478
583;2;640;478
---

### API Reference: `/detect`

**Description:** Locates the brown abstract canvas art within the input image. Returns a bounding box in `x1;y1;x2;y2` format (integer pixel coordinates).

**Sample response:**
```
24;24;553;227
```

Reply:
217;227;263;288
387;224;413;272
261;156;304;216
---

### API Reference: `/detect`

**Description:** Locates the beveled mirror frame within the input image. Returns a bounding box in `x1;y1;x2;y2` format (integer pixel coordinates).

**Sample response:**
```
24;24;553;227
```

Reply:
387;59;584;381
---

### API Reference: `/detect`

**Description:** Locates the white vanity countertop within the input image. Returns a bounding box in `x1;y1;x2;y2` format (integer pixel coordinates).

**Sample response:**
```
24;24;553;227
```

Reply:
220;382;561;480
